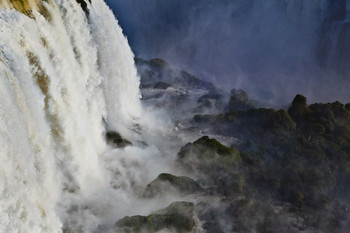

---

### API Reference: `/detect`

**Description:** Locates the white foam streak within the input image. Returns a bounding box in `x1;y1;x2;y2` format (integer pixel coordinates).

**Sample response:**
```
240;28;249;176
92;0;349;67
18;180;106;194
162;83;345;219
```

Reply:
89;0;142;138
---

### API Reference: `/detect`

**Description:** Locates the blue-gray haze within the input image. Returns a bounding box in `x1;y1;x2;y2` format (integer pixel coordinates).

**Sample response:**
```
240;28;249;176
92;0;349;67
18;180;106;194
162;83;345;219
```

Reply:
106;0;350;105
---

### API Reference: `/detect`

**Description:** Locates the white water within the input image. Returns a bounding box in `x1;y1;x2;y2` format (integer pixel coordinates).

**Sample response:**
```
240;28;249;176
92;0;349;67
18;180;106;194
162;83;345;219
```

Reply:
0;0;150;232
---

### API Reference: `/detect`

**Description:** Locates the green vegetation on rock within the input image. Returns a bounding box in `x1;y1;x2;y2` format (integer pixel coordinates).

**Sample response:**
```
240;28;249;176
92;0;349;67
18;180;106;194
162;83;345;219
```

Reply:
178;136;242;176
143;173;203;197
115;202;196;233
114;88;350;233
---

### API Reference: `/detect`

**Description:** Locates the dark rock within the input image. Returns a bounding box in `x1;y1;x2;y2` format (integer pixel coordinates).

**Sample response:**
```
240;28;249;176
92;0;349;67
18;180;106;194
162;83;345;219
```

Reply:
154;81;171;89
225;89;255;112
143;173;203;197
133;59;350;233
106;131;132;148
76;0;90;16
216;172;246;195
177;136;243;183
197;92;225;111
202;222;225;233
288;94;311;123
115;202;195;233
345;103;350;110
195;202;227;233
193;108;296;140
136;57;228;118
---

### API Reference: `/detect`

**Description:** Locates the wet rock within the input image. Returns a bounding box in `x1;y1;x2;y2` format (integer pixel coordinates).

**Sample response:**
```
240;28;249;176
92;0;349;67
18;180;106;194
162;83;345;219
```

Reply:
177;136;244;194
115;202;195;233
106;131;132;148
143;173;203;197
177;136;242;176
76;0;90;16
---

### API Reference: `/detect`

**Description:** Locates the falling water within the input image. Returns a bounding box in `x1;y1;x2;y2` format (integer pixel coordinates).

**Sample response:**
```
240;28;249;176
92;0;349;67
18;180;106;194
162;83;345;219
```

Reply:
0;0;144;232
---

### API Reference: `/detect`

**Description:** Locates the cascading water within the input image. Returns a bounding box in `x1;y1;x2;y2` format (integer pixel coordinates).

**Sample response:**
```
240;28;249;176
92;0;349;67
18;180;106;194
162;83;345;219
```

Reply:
0;0;145;232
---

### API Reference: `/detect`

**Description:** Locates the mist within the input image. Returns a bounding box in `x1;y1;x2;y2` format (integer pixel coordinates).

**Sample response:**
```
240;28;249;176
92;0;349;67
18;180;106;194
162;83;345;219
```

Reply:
106;0;350;105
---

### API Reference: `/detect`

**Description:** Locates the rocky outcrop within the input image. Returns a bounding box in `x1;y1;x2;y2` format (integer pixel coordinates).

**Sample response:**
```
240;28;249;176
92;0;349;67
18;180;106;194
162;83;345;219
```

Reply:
188;94;350;232
114;202;196;233
136;57;228;118
106;131;132;148
111;85;350;232
143;173;203;198
177;136;242;174
225;89;255;112
76;0;91;16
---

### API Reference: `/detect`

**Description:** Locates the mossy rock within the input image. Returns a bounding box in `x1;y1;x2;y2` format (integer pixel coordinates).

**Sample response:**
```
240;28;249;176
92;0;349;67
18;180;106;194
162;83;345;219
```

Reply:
243;108;296;132
106;131;132;148
115;202;195;233
177;136;242;176
114;215;148;233
143;173;203;197
193;136;233;156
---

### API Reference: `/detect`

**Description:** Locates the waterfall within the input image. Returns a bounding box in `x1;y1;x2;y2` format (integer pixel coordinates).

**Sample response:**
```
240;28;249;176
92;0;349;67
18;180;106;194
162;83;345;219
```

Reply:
0;0;143;232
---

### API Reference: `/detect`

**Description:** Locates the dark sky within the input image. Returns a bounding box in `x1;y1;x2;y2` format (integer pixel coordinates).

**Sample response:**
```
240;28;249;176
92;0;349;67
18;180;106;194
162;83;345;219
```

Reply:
104;0;350;105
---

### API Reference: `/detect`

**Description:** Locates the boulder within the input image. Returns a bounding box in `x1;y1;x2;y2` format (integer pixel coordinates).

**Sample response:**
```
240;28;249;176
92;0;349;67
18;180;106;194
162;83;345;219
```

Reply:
106;131;132;148
177;136;242;179
143;173;203;198
115;202;195;233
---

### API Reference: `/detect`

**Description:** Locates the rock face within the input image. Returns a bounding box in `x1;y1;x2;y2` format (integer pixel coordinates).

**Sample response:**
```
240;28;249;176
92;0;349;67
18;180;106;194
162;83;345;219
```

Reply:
130;93;350;233
135;58;228;119
106;131;132;148
143;173;203;198
76;0;90;16
188;94;350;232
112;58;350;233
288;94;310;123
225;89;255;112
178;136;242;177
114;202;196;233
